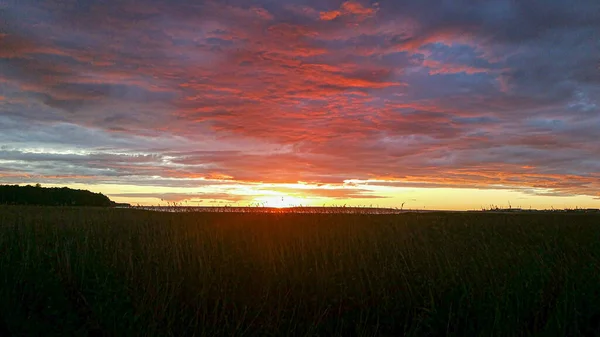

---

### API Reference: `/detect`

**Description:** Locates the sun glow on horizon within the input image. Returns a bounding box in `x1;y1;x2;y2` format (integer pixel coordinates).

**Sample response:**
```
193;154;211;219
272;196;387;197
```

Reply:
17;181;600;211
252;195;310;208
2;0;600;213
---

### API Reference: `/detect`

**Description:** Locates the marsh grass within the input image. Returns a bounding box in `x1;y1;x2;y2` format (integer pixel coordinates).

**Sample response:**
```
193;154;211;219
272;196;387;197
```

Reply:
1;207;600;336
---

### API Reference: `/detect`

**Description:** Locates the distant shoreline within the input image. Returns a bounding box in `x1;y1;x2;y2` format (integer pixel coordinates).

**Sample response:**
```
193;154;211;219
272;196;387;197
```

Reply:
121;205;600;214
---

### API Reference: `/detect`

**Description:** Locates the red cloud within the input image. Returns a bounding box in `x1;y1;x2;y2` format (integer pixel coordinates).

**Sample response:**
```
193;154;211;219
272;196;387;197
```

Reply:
2;0;599;206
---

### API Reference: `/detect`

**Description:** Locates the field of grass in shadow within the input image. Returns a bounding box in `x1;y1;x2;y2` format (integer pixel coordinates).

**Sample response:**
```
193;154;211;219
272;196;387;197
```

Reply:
1;207;600;336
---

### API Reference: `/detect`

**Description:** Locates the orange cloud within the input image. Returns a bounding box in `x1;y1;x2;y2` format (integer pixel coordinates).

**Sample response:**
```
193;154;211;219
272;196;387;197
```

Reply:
422;59;491;75
320;10;342;21
320;1;378;21
110;192;248;203
397;29;476;51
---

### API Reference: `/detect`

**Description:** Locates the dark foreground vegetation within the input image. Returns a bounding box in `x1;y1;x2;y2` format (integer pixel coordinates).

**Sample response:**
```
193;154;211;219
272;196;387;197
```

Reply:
0;185;119;207
1;207;600;336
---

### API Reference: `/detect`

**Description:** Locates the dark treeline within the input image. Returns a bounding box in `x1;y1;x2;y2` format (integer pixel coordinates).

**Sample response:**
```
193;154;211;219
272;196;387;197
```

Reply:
0;185;116;207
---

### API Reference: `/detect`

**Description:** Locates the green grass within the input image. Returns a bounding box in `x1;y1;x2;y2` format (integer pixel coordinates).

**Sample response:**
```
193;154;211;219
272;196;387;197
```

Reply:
1;206;600;336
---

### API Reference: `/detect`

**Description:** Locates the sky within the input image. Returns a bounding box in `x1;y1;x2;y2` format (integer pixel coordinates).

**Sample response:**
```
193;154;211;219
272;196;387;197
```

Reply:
1;0;599;210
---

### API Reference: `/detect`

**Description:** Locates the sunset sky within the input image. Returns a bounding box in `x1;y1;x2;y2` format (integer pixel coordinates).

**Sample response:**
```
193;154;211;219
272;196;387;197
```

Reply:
1;0;599;210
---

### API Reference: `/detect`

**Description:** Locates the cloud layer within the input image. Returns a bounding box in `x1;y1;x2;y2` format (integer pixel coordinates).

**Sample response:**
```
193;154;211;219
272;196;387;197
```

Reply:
1;0;599;207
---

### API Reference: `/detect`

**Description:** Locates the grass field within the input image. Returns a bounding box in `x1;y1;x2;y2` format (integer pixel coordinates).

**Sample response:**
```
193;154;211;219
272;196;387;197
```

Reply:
1;207;600;336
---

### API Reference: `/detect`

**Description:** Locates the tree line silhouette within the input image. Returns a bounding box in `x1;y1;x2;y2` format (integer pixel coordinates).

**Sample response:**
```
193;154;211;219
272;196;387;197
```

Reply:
0;184;118;207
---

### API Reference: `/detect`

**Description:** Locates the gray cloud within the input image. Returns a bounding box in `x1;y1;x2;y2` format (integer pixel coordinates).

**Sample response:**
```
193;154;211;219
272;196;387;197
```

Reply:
0;0;599;204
